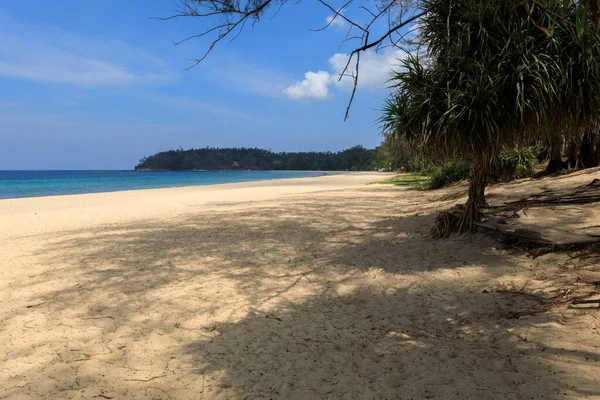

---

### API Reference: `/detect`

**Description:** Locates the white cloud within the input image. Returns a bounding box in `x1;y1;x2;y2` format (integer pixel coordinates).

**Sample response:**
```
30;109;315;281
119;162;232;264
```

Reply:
329;48;406;90
325;15;348;30
283;48;406;101
324;7;348;30
283;71;332;100
0;13;175;87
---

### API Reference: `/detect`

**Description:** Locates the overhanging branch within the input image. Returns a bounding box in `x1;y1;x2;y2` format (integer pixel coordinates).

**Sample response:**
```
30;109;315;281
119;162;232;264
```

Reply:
162;0;427;120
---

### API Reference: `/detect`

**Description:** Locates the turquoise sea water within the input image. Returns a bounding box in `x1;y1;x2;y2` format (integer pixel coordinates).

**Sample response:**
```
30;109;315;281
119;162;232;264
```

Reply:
0;170;323;199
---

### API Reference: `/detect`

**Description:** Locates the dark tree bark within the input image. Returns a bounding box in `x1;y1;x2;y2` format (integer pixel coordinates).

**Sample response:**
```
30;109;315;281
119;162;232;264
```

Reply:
458;152;490;234
535;135;567;177
592;0;600;31
567;138;578;169
596;136;600;166
580;128;600;168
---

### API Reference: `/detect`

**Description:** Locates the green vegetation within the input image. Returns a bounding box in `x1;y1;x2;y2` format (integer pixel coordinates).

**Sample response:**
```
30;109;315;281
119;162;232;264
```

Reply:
382;0;600;233
376;174;429;186
493;145;540;182
428;162;471;190
375;135;414;171
135;146;377;171
160;0;600;239
377;153;539;190
380;142;541;188
376;163;469;190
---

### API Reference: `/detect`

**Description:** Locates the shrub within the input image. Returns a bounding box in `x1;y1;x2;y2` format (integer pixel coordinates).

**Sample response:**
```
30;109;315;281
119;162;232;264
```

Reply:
421;145;538;191
376;136;414;171
408;154;436;173
493;145;539;181
428;161;471;189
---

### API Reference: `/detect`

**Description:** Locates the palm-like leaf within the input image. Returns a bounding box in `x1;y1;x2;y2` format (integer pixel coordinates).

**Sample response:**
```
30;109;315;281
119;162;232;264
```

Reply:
382;0;600;233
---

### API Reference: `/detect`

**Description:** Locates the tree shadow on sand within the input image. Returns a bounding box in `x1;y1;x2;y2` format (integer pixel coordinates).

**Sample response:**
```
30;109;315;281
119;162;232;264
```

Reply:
4;189;600;398
183;287;600;399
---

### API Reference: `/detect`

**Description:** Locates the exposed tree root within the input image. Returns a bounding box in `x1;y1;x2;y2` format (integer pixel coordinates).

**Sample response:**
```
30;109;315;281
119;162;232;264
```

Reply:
490;288;594;319
533;161;569;179
572;297;600;306
476;224;600;258
428;201;486;238
430;179;600;257
534;137;568;178
492;289;547;303
429;208;461;238
431;154;490;238
497;290;600;318
571;246;600;264
479;178;600;255
504;178;600;210
456;199;480;235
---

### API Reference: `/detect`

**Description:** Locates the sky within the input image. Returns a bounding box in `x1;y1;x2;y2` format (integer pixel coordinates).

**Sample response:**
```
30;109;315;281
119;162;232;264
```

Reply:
0;1;409;169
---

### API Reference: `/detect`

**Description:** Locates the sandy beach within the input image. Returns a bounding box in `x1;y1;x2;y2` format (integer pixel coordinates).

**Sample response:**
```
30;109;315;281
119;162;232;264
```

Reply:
2;171;600;399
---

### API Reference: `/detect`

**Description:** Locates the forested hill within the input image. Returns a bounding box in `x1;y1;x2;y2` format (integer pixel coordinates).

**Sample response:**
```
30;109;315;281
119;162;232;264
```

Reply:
135;146;377;171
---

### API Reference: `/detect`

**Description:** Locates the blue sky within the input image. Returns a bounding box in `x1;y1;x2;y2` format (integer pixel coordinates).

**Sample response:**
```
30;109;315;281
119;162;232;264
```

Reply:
0;1;407;169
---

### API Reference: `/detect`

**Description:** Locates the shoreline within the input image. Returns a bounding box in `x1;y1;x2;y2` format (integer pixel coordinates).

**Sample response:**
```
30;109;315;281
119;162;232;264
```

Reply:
0;171;383;203
0;170;336;201
0;172;392;238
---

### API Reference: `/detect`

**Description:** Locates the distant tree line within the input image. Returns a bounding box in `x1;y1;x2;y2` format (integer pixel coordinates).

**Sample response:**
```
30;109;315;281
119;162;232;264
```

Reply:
135;146;378;171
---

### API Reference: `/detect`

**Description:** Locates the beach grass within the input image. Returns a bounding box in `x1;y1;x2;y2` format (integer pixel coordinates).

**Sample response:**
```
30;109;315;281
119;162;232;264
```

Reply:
375;173;429;187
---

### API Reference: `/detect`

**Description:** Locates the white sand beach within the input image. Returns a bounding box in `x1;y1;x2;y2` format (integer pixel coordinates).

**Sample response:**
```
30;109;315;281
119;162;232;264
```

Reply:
2;171;600;399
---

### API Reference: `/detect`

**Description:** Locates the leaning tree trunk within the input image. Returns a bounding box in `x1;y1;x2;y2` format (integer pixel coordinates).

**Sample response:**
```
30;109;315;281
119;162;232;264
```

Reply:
535;135;566;177
457;152;490;234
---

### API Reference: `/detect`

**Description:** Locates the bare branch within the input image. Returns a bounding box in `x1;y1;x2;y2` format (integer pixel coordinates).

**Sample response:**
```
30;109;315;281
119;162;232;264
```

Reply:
162;0;426;119
173;23;229;46
271;0;290;19
359;5;377;19
355;9;427;54
311;0;354;32
339;35;363;47
317;0;365;32
344;40;361;121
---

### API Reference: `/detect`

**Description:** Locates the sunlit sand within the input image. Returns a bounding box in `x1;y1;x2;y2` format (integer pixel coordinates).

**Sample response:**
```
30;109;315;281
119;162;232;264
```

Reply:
2;171;600;399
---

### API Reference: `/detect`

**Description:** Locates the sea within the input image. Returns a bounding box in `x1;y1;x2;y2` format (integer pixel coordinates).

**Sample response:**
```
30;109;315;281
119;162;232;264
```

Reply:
0;170;323;200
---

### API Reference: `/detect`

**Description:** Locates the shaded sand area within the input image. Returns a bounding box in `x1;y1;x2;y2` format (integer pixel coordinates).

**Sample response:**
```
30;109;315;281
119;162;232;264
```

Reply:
2;171;600;399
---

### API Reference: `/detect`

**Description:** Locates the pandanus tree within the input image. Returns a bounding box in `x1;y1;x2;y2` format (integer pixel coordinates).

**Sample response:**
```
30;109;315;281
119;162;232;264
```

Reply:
539;0;600;175
580;0;600;169
382;0;600;234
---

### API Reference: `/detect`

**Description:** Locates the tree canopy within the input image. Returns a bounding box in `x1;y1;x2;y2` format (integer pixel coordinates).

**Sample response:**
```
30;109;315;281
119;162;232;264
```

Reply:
158;0;600;235
135;146;378;171
382;0;600;233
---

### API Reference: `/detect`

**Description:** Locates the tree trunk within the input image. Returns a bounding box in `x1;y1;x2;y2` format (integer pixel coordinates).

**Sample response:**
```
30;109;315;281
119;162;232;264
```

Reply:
535;135;566;177
580;128;600;169
596;136;600;166
458;152;489;234
592;0;600;31
567;138;578;169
